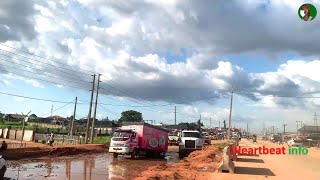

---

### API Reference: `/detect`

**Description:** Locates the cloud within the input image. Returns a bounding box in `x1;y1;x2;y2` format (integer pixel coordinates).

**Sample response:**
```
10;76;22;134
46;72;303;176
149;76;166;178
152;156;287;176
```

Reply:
77;0;320;56
1;0;320;112
0;0;37;42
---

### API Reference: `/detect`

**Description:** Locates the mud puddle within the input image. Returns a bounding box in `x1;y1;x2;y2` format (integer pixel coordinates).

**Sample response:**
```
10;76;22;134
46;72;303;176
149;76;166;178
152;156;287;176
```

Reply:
5;151;179;180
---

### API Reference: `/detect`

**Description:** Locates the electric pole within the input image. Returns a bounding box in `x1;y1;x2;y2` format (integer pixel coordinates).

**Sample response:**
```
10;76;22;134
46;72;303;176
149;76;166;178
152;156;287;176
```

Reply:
91;74;101;144
51;105;53;117
314;112;318;126
85;74;96;144
70;97;77;138
296;121;300;136
227;91;233;140
174;106;177;125
199;115;202;129
219;120;220;128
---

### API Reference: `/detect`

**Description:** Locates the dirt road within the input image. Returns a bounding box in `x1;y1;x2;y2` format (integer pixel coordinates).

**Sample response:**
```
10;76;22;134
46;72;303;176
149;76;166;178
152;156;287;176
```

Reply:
212;139;320;180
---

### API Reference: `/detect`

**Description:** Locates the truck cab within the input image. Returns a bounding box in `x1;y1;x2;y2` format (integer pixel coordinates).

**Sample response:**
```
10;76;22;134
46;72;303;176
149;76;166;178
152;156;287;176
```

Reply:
109;129;139;158
178;130;204;158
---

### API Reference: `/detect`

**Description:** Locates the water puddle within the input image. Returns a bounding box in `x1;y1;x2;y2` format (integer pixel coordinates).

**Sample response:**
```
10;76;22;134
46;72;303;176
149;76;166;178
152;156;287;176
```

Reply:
5;151;179;180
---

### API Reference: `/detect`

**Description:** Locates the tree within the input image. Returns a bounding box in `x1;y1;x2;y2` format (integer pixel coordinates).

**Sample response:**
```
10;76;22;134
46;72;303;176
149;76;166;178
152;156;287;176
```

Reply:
118;110;143;123
196;119;204;129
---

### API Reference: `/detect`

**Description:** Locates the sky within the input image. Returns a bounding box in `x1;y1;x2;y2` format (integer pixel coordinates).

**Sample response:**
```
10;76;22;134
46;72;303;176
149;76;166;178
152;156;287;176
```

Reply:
1;0;320;133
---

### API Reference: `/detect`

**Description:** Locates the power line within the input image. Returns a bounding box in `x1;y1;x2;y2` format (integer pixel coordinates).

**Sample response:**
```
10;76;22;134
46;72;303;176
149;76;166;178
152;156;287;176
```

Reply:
41;100;75;117
235;91;320;99
0;91;76;104
0;43;96;75
0;58;91;86
0;52;92;83
1;66;90;90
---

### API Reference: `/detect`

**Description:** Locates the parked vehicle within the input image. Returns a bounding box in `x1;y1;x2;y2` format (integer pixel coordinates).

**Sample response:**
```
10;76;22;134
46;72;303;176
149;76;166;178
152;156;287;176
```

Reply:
287;138;303;147
306;133;320;140
0;155;6;178
168;131;180;145
201;132;211;145
109;122;169;159
178;130;204;158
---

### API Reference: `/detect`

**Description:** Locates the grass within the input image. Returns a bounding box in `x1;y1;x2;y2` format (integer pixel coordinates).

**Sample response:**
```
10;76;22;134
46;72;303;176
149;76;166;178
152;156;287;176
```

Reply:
93;135;111;144
218;143;229;149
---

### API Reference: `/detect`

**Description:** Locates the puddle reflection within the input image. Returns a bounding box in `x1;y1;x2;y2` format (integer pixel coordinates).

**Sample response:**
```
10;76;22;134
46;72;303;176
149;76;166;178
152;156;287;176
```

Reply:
5;153;172;180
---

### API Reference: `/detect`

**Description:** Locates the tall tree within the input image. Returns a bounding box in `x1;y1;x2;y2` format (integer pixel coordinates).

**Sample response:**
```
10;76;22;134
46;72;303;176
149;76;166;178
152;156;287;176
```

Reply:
196;119;204;129
118;110;143;123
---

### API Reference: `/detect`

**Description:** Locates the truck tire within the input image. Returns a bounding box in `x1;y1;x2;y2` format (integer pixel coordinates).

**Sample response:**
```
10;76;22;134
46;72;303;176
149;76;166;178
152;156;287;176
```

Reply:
131;148;138;159
113;153;118;158
179;151;185;159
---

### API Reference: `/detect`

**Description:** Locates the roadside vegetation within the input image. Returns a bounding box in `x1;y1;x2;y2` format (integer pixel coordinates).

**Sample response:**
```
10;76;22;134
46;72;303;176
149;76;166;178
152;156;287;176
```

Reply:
93;135;111;144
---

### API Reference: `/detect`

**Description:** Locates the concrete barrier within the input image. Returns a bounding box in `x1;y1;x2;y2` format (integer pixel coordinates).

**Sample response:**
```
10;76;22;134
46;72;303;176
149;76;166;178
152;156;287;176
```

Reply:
218;146;235;173
22;130;34;141
9;129;17;140
3;129;9;139
16;130;23;140
229;144;238;161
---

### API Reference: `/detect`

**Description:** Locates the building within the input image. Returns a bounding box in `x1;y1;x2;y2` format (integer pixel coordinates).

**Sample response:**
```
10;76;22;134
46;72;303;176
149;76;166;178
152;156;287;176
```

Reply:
94;120;119;135
299;125;320;135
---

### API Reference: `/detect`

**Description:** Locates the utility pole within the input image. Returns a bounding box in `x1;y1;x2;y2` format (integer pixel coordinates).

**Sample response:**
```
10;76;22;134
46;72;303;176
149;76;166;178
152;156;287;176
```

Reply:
174;106;177;125
314;112;318;126
247;122;249;135
91;74;101;144
70;97;77;138
227;91;233;140
296;121;300;136
209;118;212;128
199;115;202;129
85;74;96;144
219;120;220;128
51;105;53;117
20;111;31;148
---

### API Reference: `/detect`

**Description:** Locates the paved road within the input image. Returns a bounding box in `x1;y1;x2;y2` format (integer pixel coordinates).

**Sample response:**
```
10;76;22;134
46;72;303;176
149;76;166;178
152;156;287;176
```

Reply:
211;139;320;180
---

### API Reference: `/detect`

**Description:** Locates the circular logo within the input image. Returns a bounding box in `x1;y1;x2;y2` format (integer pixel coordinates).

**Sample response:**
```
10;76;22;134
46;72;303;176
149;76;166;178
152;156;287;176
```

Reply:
298;4;317;21
149;137;158;148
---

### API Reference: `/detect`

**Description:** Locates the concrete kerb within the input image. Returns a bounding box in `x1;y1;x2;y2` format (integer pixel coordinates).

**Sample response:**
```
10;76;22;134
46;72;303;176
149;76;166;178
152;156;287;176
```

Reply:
217;145;235;174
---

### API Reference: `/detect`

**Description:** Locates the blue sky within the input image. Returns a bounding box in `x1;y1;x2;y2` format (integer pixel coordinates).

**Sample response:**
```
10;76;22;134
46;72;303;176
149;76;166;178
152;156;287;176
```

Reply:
1;0;320;133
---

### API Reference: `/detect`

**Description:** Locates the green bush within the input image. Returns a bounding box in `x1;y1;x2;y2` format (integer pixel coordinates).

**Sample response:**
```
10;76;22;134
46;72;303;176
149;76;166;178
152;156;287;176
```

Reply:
93;136;111;144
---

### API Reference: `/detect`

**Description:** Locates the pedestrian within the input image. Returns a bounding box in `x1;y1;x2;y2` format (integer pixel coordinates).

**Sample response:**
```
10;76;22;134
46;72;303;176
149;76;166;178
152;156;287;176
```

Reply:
49;132;54;146
0;141;7;152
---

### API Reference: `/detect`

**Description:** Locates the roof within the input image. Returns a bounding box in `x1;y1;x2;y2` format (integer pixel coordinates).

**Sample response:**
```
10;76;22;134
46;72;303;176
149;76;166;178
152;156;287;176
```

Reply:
299;126;320;132
7;114;25;119
182;130;200;133
94;120;117;128
121;122;170;133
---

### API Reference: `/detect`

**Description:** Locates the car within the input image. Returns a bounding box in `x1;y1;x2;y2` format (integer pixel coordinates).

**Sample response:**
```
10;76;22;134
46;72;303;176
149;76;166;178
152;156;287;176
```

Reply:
287;138;303;147
201;132;211;145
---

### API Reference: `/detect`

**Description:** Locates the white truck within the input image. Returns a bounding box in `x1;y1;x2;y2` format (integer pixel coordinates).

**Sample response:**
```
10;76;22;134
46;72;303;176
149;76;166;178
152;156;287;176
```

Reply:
178;130;204;158
168;131;180;145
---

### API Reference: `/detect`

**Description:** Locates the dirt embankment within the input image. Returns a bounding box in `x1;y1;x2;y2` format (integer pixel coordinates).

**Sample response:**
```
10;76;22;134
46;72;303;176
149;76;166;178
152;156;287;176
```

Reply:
135;144;225;180
2;144;109;160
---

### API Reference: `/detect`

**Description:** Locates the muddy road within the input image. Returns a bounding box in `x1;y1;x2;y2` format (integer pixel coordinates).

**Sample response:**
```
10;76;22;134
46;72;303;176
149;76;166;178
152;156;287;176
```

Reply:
5;146;179;180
